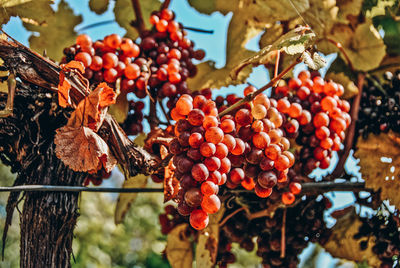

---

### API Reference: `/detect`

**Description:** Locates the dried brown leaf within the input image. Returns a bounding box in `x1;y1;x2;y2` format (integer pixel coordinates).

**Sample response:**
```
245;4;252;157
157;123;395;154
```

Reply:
54;126;116;174
355;132;400;209
323;208;381;266
166;224;193;268
164;159;179;203
196;206;225;268
67;82;117;131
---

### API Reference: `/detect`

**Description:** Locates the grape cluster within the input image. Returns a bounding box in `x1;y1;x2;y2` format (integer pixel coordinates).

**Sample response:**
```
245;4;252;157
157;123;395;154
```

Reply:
83;169;112;186
213;86;300;205
354;210;400;268
357;71;400;139
274;71;351;175
140;9;205;106
62;33;148;135
169;94;230;230
122;100;145;135
217;196;331;268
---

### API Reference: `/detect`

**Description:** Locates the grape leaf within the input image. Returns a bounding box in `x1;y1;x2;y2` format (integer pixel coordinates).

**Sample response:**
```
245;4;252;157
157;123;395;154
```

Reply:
188;0;310;21
187;15;258;90
114;0;161;40
258;24;284;51
0;0;54;26
166;224;193;268
67;82;117;131
196;206;225;268
302;0;338;37
337;0;363;22
89;0;109;15
108;91;129;123
230;26;315;80
54;126;117;174
373;15;400;55
323;208;381;266
114;173;148;224
23;0;82;62
114;133;148;224
325;72;358;99
354;132;400;209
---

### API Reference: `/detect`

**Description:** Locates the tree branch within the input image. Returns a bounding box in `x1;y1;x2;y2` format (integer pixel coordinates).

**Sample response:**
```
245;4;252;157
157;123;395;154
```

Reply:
218;57;300;117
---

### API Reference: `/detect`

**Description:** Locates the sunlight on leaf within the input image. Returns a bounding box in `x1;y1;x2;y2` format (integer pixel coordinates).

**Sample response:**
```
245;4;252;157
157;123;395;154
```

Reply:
0;0;54;26
23;0;82;61
166;224;193;268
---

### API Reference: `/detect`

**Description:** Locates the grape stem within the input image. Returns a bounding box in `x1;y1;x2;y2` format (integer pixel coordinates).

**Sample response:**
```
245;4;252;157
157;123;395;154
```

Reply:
160;0;171;10
159;99;172;125
325;38;355;72
219;207;246;227
280;208;286;258
330;73;365;178
131;0;146;36
218;57;301;117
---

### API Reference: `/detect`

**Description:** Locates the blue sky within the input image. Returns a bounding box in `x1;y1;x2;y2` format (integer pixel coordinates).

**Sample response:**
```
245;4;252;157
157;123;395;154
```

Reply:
2;1;366;266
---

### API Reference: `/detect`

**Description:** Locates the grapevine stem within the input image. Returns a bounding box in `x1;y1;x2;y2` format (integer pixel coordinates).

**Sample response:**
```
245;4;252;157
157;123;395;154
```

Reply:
218;57;301;117
159;99;172;125
131;0;146;36
219;207;245;227
274;50;280;78
330;73;365;178
182;27;214;34
160;0;171;10
325;38;355;72
280;208;286;258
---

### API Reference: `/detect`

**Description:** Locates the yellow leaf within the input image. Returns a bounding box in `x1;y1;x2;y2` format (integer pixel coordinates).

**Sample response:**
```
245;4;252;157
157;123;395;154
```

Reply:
196;206;225;268
166;224;193;268
326;72;358;99
323;208;381;267
354;132;400;209
258;24;284;50
114;133;148;224
89;0;109;15
23;0;82;61
108;91;129;123
187;15;258;90
0;0;54;26
336;0;362;22
114;0;161;40
302;0;338;37
114;173;148;224
231;26;315;80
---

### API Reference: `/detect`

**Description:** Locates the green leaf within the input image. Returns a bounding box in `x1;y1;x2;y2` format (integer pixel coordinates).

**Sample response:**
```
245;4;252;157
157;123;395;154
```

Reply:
230;26;315;80
373;15;400;55
23;0;82;61
0;0;54;26
114;0;161;40
89;0;110;15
